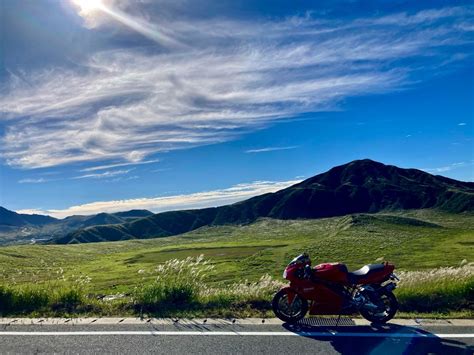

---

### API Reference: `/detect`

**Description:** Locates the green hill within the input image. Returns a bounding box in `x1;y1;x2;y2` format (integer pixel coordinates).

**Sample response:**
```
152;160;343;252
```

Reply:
0;207;57;227
0;208;154;245
0;210;472;295
55;159;474;244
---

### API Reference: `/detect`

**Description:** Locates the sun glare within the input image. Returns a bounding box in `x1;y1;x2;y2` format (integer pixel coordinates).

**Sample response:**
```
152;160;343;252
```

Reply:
72;0;104;14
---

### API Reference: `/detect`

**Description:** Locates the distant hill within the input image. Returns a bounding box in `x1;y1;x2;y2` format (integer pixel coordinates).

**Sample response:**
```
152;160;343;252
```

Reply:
113;210;154;219
0;207;58;227
54;159;474;244
0;207;153;245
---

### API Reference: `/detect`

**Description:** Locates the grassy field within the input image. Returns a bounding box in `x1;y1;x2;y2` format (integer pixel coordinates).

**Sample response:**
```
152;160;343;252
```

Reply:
0;209;472;316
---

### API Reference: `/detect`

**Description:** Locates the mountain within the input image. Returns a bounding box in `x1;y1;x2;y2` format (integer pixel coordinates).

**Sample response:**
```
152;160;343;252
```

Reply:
0;207;153;245
21;214;59;226
80;213;125;227
55;159;474;244
0;207;58;227
113;210;154;219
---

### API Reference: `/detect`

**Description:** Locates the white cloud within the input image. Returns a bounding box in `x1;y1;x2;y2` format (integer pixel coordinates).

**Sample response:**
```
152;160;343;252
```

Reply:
366;6;472;26
1;6;472;169
72;0;184;48
105;175;139;183
15;179;301;218
245;146;299;153
423;161;470;173
80;159;160;172
15;209;50;216
458;122;467;126
73;169;133;179
18;178;48;184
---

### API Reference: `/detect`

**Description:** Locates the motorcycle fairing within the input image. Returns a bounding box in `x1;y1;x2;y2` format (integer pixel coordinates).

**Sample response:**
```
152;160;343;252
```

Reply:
282;261;395;315
286;277;346;315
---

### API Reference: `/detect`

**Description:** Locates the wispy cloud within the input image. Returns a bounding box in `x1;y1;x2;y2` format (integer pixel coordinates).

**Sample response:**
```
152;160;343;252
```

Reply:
365;6;471;26
1;5;472;169
245;146;299;153
15;179;302;218
80;159;160;172
18;178;48;184
73;169;133;180
423;161;471;173
105;175;139;183
458;122;467;126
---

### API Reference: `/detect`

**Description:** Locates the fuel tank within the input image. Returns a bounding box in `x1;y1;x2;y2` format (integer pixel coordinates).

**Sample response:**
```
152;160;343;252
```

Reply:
313;262;349;284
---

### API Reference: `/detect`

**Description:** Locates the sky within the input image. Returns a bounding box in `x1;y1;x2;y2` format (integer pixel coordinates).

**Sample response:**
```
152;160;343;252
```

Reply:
0;0;473;218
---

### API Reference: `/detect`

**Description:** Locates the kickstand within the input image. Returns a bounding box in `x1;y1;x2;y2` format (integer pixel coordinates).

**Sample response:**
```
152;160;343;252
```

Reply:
336;313;341;327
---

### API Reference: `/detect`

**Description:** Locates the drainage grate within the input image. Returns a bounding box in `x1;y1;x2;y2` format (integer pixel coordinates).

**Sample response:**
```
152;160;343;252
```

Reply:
296;317;356;326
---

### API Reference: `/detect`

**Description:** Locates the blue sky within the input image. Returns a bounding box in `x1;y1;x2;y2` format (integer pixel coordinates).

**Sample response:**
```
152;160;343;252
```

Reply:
0;0;473;218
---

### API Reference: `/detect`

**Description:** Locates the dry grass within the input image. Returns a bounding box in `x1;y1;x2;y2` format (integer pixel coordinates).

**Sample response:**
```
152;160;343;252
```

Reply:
0;256;472;317
395;262;473;313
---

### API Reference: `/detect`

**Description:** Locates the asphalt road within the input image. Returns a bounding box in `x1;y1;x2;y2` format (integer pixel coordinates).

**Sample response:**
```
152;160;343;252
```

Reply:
0;319;472;354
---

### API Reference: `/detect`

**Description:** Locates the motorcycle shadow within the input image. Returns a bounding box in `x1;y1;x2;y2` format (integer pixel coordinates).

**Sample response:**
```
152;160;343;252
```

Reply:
282;319;471;355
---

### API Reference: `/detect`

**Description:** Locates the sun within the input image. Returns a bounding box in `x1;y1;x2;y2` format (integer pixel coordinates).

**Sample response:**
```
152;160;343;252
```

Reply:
72;0;104;14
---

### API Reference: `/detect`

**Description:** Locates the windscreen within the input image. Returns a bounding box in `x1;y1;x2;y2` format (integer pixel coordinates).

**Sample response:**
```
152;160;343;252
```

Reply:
288;253;310;266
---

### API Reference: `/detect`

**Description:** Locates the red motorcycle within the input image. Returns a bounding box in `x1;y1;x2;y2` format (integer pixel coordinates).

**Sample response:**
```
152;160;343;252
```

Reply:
272;253;399;324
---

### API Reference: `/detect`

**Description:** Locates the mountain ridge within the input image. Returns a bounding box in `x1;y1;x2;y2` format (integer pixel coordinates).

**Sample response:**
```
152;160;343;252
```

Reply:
0;207;58;227
0;208;154;245
53;159;474;244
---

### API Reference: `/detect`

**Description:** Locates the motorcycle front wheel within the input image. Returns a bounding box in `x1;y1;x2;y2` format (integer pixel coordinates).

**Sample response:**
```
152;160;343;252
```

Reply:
272;288;308;323
360;291;399;324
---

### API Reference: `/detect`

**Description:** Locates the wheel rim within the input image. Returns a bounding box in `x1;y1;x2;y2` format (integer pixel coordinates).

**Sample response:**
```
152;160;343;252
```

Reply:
277;293;304;318
365;294;392;320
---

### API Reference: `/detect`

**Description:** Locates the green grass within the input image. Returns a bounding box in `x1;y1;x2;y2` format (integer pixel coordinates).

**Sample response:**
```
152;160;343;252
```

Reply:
0;209;472;317
0;282;91;315
0;257;471;318
396;265;474;313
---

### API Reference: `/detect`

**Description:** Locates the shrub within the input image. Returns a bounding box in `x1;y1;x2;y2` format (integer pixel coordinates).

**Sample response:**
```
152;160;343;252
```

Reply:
0;285;49;314
0;272;90;315
134;255;212;312
52;287;85;312
14;286;50;313
0;285;15;314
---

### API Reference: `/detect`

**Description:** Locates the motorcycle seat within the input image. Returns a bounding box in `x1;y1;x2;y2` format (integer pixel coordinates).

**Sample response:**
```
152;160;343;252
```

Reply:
348;264;385;282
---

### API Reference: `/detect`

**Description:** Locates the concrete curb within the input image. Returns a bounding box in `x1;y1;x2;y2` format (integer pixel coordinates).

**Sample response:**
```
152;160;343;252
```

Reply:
0;318;472;326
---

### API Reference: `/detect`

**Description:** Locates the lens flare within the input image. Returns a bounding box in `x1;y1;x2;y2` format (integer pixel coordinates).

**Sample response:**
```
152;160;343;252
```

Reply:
72;0;103;14
70;0;181;47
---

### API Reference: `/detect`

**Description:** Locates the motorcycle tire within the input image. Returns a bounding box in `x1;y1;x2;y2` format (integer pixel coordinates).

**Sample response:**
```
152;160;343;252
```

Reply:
360;290;399;324
272;288;308;323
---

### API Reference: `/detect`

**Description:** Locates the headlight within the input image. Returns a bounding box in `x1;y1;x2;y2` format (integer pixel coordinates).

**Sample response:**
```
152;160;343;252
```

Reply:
283;269;287;279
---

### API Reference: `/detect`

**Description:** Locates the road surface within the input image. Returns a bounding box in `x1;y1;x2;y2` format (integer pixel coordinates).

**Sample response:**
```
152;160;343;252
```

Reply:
0;318;472;354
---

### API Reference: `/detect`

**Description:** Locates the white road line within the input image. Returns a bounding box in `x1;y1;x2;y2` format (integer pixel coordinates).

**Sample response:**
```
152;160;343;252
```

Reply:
1;318;472;326
0;331;472;338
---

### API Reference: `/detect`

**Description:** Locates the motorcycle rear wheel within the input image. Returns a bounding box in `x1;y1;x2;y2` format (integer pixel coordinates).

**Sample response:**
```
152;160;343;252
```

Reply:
360;291;398;324
272;289;308;323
